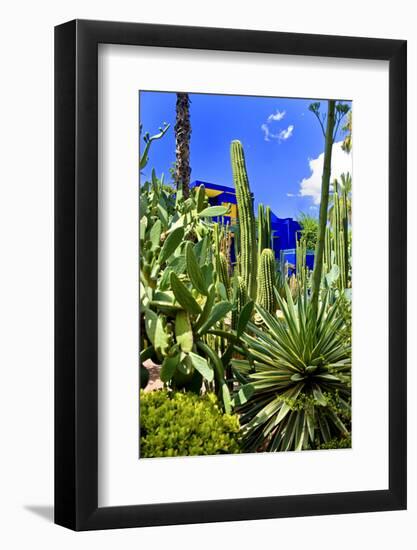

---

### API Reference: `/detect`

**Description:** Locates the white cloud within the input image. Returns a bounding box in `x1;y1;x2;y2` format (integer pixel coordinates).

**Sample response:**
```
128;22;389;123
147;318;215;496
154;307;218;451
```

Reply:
298;141;352;204
267;109;286;122
286;192;296;197
261;110;293;143
261;123;271;141
278;125;294;141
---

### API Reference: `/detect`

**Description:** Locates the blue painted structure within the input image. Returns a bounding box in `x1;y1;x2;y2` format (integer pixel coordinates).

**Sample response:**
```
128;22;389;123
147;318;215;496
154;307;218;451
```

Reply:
190;180;315;271
280;249;315;274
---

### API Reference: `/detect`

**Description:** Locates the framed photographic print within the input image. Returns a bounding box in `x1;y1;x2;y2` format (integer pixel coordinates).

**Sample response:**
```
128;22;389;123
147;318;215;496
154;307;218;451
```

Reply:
55;19;407;530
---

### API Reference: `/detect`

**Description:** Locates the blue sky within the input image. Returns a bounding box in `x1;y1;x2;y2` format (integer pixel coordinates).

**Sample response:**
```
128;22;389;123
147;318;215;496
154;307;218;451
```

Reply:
139;91;352;220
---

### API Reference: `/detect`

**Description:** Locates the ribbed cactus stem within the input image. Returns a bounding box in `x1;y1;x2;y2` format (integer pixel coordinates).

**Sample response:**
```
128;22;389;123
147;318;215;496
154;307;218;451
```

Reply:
218;252;231;296
231;140;257;299
258;203;264;257
258;203;272;256
232;275;247;329
326;178;350;291
296;237;307;289
324;225;331;273
256;248;276;314
214;222;231;296
265;206;271;249
342;188;349;287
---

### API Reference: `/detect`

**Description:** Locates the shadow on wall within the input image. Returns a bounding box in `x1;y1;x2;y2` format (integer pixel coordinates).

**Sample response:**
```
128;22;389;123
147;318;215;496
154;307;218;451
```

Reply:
24;505;54;523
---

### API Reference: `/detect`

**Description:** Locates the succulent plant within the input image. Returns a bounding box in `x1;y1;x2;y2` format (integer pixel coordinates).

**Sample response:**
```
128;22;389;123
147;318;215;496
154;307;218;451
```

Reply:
139;126;352;457
231;140;257;300
257;203;272;256
256;248;276;314
231;275;247;330
140;179;252;410
233;286;351;452
140;123;170;170
324;175;351;292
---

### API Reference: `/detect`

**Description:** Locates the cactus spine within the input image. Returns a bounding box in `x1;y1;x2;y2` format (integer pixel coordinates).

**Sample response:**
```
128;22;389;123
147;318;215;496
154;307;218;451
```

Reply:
213;223;231;296
232;275;248;330
218;252;230;295
257;203;264;258
256;248;276;314
231;140;257;300
296;236;308;290
325;178;350;290
265;206;272;250
257;203;272;256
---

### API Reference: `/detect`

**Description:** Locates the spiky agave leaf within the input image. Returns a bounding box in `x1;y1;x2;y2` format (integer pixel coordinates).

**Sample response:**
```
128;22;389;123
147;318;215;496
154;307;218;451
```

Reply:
233;287;351;452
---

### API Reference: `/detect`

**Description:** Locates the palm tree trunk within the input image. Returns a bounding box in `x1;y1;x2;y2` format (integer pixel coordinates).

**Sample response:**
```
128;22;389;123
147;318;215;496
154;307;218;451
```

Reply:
175;93;191;199
311;100;336;317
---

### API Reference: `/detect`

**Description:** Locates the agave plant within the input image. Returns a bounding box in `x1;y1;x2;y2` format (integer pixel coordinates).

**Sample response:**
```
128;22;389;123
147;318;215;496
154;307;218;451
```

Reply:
233;286;351;452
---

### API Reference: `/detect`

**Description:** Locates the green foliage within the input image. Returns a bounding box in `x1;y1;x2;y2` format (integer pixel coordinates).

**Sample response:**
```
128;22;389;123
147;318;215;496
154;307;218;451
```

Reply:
341;111;352;153
336;291;352;346
140;170;235;407
141;239;233;401
317;435;351;450
231;140;257;300
140;129;352;456
298;212;318;251
140;390;241;457
233;286;351;452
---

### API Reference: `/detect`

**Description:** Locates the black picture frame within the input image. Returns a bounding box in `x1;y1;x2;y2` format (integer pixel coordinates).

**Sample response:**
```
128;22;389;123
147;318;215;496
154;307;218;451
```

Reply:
55;19;407;531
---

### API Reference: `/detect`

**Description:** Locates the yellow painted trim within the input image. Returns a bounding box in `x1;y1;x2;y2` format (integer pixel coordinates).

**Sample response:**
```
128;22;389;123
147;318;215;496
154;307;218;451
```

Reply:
205;189;223;198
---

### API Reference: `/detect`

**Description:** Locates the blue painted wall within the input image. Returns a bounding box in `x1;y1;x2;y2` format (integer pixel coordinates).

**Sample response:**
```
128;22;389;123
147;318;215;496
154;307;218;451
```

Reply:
191;181;311;266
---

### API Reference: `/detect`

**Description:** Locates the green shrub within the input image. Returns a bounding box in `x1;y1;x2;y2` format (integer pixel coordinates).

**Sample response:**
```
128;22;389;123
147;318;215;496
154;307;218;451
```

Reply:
317;436;352;450
140;390;241;457
298;212;319;251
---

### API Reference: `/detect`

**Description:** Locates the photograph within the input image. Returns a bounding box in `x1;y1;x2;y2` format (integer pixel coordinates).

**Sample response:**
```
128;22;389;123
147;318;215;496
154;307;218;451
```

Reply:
0;1;409;542
139;91;352;458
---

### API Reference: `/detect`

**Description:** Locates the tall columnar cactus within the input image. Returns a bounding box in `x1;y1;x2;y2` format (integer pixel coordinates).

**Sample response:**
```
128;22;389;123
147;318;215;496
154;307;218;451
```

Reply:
324;222;332;274
265;206;272;250
256;248;276;314
296;236;308;290
257;203;264;258
341;185;350;286
213;223;231;296
218;252;231;296
324;178;350;291
257;203;272;256
232;275;247;330
231;140;257;300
